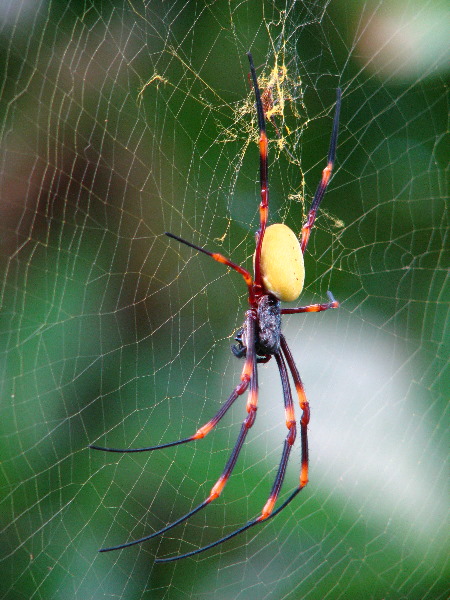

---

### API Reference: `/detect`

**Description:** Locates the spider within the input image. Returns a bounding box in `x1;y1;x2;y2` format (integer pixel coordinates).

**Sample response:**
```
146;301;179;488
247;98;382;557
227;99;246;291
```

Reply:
90;52;341;563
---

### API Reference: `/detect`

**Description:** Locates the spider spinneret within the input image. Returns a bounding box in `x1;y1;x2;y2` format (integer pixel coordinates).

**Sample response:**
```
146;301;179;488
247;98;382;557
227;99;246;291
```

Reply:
90;52;342;563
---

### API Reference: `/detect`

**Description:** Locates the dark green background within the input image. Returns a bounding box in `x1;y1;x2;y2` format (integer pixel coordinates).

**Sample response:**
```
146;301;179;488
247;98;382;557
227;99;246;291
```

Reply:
0;1;447;598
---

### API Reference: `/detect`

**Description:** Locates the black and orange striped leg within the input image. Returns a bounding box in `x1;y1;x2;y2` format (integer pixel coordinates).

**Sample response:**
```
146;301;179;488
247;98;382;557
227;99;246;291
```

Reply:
281;291;339;315
89;311;256;456
247;52;269;289
89;380;248;454
93;312;257;553
156;347;299;563
255;351;297;520
301;88;341;254
204;344;258;503
155;482;304;562
280;335;309;489
164;232;256;305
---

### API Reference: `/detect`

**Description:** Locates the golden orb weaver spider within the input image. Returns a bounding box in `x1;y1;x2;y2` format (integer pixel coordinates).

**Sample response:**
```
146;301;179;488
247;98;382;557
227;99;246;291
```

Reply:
90;52;341;563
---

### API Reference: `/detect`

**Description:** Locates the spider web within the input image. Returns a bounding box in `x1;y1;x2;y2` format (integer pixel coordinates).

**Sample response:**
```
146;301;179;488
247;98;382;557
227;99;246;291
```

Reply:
0;1;448;599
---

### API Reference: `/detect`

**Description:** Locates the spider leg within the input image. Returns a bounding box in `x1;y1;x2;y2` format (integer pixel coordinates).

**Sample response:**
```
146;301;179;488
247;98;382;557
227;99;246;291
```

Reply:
301;88;341;254
95;312;258;553
155;488;302;563
255;350;297;519
247;52;269;290
165;232;255;305
89;379;248;454
156;346;302;563
90;311;255;454
280;335;309;487
281;291;339;314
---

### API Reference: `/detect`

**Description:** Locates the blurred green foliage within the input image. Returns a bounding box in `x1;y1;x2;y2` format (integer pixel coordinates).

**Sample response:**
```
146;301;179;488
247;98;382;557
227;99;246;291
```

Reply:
0;1;447;599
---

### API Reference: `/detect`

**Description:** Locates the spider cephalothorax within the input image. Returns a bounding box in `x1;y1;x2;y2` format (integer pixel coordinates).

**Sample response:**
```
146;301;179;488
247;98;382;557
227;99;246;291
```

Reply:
90;52;341;562
232;294;281;360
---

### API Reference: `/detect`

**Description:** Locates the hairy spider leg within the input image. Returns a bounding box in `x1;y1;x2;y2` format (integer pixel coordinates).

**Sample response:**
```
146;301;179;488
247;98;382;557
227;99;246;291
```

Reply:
301;88;342;253
247;52;269;290
155;340;306;563
165;232;256;306
281;290;339;314
95;312;257;553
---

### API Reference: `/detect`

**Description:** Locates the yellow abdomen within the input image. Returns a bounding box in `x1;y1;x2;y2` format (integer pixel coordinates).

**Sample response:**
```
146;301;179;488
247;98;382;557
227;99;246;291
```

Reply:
259;223;305;302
